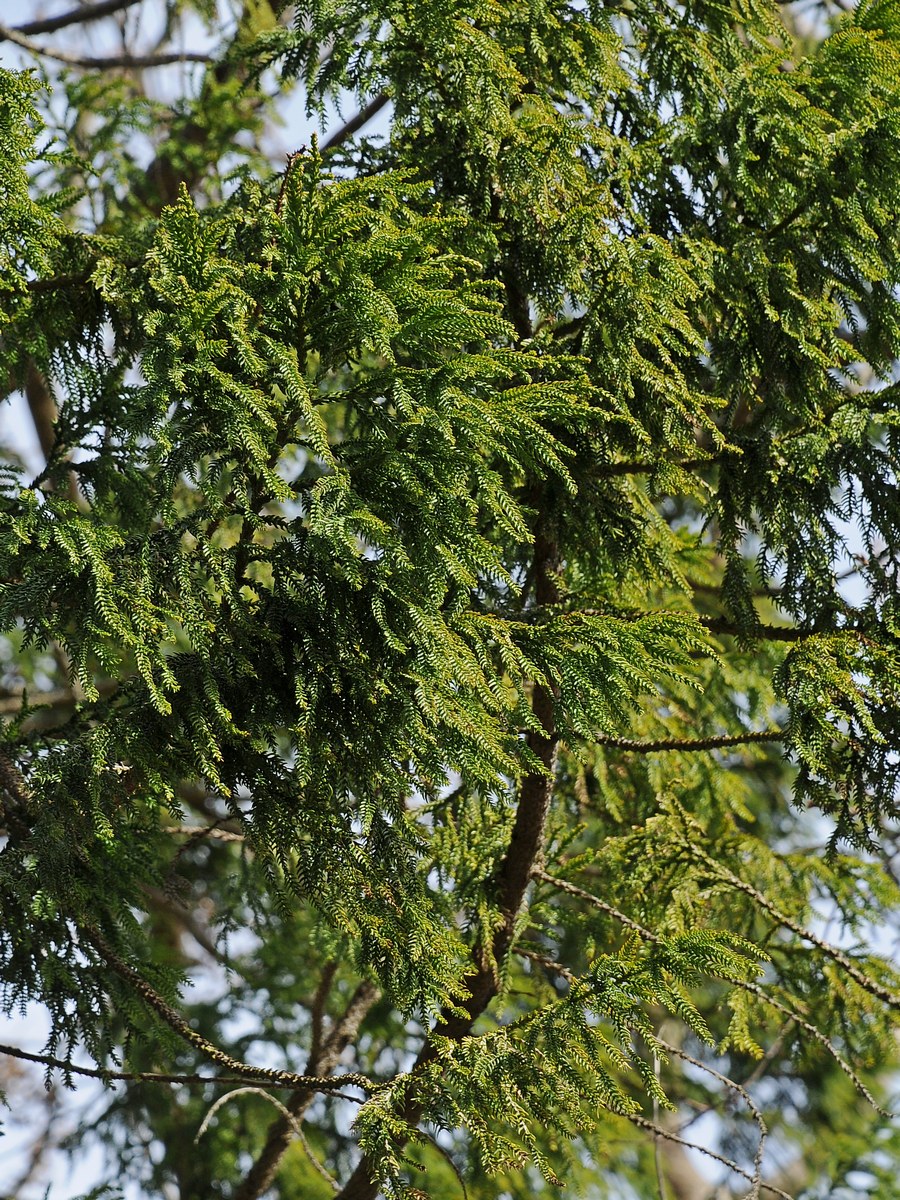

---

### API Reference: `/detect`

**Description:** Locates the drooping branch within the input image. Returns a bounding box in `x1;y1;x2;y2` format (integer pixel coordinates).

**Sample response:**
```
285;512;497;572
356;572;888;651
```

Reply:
84;928;374;1096
197;1087;341;1192
655;1036;768;1198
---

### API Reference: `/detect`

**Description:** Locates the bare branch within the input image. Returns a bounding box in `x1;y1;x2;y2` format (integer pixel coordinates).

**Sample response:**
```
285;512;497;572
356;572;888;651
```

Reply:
625;1114;794;1200
309;961;339;1068
322;93;391;152
15;0;142;36
0;1042;364;1098
139;884;229;966
196;1086;340;1190
516;947;577;985
0;677;118;718
23;360;56;462
0;22;211;68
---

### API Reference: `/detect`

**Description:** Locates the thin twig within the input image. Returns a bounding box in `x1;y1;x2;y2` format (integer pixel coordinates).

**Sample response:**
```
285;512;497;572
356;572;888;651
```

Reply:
140;884;228;966
736;979;890;1117
419;1128;470;1200
690;846;900;1011
656;1038;767;1200
196;1087;340;1191
533;869;664;943
624;1115;794;1200
516;947;577;984
0;23;211;68
0;1043;362;1098
742;1022;794;1087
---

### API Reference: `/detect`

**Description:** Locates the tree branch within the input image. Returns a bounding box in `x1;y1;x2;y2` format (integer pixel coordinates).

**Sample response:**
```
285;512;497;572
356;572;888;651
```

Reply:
699;616;810;642
0;677;118;718
84;927;374;1095
322;93;391;152
163;824;245;844
535;870;890;1116
0;23;211;68
234;979;380;1200
15;0;142;37
594;729;784;753
0;1042;363;1098
335;518;560;1200
139;884;229;966
656;1037;767;1198
23;359;57;463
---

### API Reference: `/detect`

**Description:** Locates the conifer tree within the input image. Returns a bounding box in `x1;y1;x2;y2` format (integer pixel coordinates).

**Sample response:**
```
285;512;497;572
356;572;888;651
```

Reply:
1;1;899;1197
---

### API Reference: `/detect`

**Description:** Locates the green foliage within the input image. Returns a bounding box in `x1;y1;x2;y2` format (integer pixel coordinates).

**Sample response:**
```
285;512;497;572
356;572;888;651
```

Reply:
1;1;899;1198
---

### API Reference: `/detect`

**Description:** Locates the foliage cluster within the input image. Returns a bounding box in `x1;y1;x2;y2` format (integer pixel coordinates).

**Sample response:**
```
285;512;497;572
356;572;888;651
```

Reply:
0;1;899;1197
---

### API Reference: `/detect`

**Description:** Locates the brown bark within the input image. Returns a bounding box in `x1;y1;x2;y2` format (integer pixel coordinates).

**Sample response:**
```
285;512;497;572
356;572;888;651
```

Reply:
24;359;57;463
233;980;380;1200
334;526;560;1200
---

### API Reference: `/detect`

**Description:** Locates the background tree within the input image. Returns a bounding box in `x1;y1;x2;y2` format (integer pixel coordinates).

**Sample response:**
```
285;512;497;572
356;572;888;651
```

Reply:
1;1;899;1198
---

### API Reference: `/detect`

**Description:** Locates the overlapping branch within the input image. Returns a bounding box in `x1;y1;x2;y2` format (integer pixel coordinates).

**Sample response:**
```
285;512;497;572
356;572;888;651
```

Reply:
533;869;890;1115
84;928;374;1096
234;977;380;1200
689;846;900;1011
